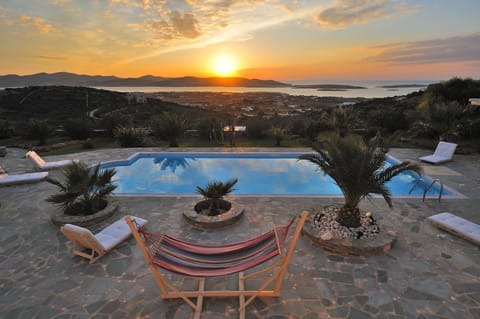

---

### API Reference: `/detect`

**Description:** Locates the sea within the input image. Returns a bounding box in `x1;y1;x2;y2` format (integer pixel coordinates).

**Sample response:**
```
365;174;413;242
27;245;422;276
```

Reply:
96;80;434;99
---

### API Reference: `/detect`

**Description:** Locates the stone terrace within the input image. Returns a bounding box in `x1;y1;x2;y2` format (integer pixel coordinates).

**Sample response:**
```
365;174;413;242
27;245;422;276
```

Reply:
1;147;479;319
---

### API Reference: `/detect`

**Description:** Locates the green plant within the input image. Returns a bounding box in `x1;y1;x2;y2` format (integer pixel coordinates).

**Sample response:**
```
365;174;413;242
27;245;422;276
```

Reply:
270;127;286;146
114;126;146;147
63;119;93;140
195;178;238;215
299;135;423;228
151;112;188;147
25;119;52;145
46;161;117;216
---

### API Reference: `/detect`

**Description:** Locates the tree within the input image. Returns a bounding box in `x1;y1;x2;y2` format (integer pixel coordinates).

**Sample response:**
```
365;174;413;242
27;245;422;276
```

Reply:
151;112;187;147
299;135;423;228
331;108;354;137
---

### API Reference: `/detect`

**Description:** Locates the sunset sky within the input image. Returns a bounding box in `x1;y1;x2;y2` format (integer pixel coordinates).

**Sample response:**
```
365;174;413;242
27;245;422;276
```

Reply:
1;0;479;82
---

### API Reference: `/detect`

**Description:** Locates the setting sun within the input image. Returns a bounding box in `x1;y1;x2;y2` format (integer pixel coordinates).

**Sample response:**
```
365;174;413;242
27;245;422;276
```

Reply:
211;54;237;77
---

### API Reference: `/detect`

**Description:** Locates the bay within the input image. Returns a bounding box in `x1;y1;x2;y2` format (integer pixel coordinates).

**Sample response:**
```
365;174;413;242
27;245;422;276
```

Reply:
96;80;433;98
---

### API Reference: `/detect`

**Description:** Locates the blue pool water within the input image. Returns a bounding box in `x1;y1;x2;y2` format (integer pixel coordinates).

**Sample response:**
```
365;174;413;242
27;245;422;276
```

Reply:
100;152;452;196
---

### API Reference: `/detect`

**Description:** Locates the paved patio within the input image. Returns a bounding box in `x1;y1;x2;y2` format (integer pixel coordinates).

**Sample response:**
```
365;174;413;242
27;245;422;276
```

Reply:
1;147;479;319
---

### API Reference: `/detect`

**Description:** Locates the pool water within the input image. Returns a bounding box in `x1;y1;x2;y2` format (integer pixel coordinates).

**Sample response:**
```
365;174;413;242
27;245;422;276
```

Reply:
100;152;451;196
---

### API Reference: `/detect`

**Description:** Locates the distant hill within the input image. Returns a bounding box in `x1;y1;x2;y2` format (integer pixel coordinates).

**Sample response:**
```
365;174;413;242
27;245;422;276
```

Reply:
0;72;289;88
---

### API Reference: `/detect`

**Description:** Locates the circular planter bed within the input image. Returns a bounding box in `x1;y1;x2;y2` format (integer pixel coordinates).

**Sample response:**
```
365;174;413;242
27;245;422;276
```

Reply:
302;210;396;257
51;204;119;227
183;205;245;229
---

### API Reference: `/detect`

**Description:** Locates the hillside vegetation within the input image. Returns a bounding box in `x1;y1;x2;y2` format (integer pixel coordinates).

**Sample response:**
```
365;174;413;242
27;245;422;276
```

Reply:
0;78;479;153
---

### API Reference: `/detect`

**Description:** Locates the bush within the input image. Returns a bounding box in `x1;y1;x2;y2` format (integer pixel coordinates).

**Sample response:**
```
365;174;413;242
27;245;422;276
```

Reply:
114;126;146;147
83;139;95;149
63;119;93;140
368;108;409;134
101;113;132;136
150;112;187;147
457;119;480;138
0;120;14;139
25;119;52;145
246;118;270;139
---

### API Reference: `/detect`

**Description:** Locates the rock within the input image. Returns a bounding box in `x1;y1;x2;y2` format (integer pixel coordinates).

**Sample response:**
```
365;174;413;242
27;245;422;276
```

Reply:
320;231;334;240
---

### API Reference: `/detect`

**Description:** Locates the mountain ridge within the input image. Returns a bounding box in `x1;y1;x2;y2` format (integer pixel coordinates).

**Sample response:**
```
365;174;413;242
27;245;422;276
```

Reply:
0;72;290;88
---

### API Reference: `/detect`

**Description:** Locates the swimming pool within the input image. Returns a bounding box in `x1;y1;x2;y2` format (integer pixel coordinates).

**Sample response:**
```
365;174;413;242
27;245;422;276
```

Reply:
100;152;458;197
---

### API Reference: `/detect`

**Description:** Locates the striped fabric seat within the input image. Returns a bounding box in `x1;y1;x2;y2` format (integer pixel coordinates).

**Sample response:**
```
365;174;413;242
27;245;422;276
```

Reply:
125;212;308;319
138;219;294;277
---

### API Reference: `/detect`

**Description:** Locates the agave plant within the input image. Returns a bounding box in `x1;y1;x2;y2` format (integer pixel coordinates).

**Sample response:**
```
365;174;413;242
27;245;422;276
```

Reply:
299;135;423;228
46;161;117;216
195;178;238;216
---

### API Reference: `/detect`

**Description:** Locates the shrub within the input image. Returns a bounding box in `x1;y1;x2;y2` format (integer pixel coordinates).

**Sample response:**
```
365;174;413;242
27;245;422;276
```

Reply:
101;113;132;136
246;118;270;139
150;112;187;147
25;119;52;145
0;120;14;139
270;127;286;146
114;126;146;147
63;119;93;140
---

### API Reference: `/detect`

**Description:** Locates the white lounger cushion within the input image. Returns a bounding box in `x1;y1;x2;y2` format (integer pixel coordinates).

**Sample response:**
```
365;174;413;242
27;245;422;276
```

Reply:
420;141;457;164
428;212;480;246
0;171;48;186
95;216;148;250
26;150;79;171
63;216;148;251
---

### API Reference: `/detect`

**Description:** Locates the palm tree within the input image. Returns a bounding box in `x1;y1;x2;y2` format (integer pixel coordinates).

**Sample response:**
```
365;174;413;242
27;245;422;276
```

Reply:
299;135;423;228
46;161;117;216
195;178;238;216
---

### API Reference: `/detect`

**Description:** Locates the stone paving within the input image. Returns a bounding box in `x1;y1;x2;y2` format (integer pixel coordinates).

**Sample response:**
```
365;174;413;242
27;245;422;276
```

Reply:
1;147;479;319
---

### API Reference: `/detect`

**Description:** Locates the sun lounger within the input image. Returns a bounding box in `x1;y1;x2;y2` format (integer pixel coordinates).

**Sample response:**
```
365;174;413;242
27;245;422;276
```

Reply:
428;212;480;246
61;216;148;263
419;141;457;164
26;150;79;171
0;168;48;187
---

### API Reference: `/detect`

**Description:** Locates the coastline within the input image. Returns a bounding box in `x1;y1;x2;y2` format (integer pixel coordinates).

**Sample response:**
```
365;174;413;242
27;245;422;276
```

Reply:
94;83;427;99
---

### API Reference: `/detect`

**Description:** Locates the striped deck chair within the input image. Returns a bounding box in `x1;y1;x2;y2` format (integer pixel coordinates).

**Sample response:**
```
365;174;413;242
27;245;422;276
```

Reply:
125;211;308;319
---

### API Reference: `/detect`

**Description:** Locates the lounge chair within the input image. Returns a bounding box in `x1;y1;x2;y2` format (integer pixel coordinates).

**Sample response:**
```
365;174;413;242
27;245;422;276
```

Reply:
0;166;48;187
61;216;148;263
26;150;79;171
419;141;457;164
125;211;308;319
429;212;480;246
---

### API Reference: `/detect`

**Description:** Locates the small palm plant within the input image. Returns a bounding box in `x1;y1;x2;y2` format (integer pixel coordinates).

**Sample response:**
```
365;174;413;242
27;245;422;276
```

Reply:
195;178;238;216
46;161;117;216
299;135;423;228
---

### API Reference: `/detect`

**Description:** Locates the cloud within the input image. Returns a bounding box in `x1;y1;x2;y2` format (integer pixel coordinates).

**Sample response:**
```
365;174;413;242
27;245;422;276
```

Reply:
170;11;201;38
51;0;72;5
19;15;57;33
0;6;13;25
33;55;67;60
366;33;480;64
314;0;417;29
116;1;324;65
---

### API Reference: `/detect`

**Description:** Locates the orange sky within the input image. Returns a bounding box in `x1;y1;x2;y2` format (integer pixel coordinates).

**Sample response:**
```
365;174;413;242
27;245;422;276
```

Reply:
1;1;479;82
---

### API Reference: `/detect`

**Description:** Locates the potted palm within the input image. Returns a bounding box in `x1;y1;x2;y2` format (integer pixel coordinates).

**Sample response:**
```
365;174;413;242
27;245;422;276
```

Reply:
47;161;118;226
299;135;422;240
184;178;243;229
194;178;238;216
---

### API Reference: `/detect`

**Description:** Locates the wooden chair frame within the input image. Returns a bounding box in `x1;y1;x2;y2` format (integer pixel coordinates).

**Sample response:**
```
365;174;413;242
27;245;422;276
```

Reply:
125;211;308;319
